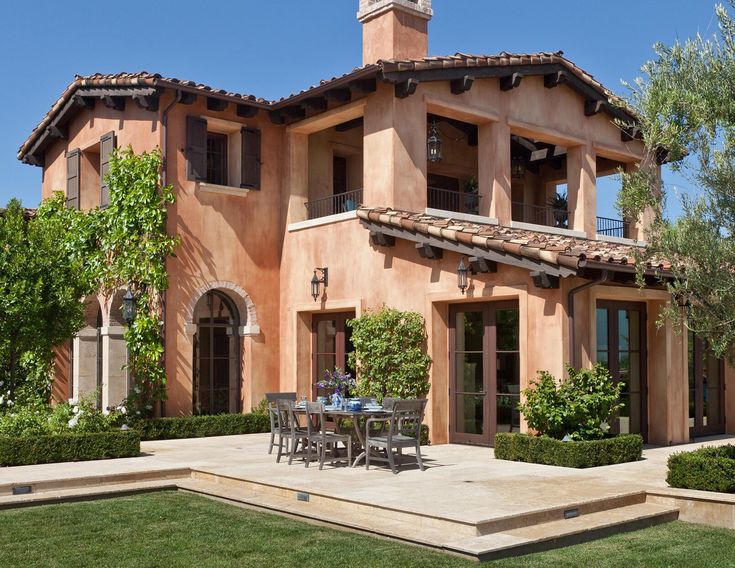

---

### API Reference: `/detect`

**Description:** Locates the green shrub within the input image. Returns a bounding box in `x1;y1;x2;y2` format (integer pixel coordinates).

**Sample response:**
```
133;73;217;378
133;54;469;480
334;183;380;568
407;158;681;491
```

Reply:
347;307;432;400
134;413;269;441
494;432;643;468
667;445;735;492
518;364;623;441
0;431;140;466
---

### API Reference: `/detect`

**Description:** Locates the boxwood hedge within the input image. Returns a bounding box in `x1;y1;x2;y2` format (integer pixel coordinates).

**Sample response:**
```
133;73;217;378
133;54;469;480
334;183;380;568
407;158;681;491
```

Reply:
667;445;735;493
0;431;140;467
494;432;643;468
134;413;269;441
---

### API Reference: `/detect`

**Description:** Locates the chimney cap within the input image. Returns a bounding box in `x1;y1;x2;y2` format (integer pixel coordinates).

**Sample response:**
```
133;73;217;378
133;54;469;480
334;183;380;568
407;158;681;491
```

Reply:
357;0;433;23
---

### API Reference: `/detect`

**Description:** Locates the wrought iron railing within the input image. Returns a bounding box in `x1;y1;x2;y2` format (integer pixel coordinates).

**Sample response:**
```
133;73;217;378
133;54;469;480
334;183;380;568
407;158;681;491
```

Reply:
596;216;631;239
427;186;480;215
305;189;363;220
511;202;569;229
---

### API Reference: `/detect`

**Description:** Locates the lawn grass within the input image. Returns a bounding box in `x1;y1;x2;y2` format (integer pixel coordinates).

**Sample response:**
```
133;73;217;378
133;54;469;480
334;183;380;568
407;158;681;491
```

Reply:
1;491;734;567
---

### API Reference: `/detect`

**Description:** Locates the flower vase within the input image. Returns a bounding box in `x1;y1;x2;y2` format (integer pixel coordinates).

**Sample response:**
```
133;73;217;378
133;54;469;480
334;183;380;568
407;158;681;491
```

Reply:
331;391;343;409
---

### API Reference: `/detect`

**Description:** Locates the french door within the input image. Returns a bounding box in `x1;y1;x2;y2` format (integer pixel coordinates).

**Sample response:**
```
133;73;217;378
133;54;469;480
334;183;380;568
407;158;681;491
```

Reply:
311;312;355;398
449;302;520;446
596;301;647;439
689;331;725;437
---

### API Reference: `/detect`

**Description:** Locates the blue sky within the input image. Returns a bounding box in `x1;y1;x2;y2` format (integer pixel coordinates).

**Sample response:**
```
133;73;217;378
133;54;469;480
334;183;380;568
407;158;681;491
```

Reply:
0;0;720;218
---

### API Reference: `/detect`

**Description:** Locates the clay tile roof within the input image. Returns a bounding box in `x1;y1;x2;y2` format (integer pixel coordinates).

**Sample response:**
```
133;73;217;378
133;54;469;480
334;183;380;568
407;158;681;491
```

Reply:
356;206;672;274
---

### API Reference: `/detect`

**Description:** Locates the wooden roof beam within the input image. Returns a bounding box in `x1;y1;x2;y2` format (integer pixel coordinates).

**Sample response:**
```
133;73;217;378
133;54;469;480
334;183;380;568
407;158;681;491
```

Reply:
206;97;228;112
584;99;605;116
450;75;474;95
102;96;125;111
544;71;566;89
236;104;258;118
325;88;352;103
395;78;419;99
132;93;160;112
500;72;523;91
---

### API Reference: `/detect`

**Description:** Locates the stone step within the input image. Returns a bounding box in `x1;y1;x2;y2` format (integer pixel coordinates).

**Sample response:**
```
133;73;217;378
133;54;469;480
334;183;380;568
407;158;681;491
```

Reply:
0;478;185;509
446;502;680;561
0;467;191;497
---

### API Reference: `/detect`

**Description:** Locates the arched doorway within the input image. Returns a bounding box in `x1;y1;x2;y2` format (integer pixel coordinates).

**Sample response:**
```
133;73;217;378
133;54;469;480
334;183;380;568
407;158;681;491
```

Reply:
192;290;241;415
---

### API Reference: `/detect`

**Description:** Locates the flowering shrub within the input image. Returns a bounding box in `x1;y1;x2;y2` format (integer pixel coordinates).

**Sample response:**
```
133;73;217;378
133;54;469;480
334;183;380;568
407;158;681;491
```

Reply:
0;394;124;437
317;368;356;396
518;364;623;441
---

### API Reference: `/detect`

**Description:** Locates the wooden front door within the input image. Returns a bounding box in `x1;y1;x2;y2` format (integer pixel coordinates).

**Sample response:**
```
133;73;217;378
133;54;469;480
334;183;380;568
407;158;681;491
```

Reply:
449;302;520;446
689;331;725;438
596;301;647;439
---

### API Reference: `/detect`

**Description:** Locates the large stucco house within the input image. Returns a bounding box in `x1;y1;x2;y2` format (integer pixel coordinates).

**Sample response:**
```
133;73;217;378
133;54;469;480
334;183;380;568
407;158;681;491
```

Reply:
17;0;733;446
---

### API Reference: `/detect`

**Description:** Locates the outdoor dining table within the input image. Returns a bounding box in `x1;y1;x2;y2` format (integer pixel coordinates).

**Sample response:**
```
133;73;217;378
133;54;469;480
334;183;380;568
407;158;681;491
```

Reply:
292;406;392;467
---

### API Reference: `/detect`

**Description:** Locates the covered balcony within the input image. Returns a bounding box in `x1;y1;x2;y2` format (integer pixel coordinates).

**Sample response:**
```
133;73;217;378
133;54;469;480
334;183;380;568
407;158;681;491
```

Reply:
303;118;364;221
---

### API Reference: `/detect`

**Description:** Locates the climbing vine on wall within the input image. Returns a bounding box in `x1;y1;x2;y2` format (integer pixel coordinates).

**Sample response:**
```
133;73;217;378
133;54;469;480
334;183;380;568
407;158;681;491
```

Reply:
93;147;179;416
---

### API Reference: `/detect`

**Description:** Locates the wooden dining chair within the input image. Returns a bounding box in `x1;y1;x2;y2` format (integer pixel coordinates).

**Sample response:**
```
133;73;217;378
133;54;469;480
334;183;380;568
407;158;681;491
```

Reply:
365;399;427;474
305;402;352;470
275;399;308;464
265;392;296;455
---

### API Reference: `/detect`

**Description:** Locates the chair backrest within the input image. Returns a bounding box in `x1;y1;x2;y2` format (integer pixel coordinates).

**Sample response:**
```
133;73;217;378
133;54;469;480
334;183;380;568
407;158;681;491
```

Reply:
276;399;298;433
382;397;400;411
305;402;325;436
389;399;427;439
266;392;297;403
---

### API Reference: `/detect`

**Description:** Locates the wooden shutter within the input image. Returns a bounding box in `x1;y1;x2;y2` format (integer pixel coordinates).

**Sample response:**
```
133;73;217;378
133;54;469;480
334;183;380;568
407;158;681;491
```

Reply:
240;127;261;190
66;149;80;210
99;131;116;207
186;116;207;181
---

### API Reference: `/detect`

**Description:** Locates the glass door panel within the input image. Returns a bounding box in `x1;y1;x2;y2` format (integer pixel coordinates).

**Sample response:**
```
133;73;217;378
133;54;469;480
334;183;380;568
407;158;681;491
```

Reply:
596;301;647;439
312;312;355;398
689;331;725;436
450;302;520;445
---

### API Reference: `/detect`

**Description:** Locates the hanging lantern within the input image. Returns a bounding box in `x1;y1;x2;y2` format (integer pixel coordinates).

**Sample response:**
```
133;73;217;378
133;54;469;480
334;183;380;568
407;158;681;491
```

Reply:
311;268;329;302
457;257;469;295
122;289;137;325
511;155;526;178
427;120;443;163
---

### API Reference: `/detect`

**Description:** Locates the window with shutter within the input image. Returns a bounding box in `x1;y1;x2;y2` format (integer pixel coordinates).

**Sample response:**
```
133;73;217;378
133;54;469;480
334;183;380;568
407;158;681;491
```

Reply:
99;131;116;207
186;116;208;181
240;127;261;190
66;149;80;210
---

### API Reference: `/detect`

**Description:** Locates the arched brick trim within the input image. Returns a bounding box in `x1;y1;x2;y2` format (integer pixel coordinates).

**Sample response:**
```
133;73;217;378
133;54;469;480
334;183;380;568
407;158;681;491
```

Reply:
184;281;258;330
83;295;102;327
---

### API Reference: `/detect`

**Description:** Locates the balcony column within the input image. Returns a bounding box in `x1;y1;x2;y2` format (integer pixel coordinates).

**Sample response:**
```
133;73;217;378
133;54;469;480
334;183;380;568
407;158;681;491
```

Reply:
567;143;597;238
628;160;661;241
285;132;309;224
484;121;511;224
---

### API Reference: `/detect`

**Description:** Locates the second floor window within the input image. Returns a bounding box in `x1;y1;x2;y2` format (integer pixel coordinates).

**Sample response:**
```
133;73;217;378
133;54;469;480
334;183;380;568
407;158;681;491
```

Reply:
206;132;228;185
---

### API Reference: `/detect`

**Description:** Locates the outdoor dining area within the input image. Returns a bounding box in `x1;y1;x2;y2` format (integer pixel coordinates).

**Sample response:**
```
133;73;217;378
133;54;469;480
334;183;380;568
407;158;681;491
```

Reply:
265;393;428;474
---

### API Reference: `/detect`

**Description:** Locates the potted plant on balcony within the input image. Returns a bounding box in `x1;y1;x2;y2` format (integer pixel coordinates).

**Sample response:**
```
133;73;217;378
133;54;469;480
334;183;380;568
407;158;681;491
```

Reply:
548;191;569;229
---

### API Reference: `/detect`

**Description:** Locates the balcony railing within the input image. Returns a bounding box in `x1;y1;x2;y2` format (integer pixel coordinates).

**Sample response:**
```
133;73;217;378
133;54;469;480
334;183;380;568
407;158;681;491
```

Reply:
511;202;569;229
427;187;480;215
597;216;631;239
305;189;363;220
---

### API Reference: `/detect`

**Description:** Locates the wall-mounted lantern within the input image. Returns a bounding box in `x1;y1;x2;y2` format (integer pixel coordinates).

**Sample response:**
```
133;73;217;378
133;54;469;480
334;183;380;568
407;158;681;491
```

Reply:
427;120;443;163
122;289;137;324
457;257;469;295
311;268;329;302
511;155;526;178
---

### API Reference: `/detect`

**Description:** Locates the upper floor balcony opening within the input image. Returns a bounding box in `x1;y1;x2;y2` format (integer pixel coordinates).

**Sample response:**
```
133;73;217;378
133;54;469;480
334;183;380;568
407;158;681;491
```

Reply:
305;118;364;221
509;133;631;239
426;113;479;216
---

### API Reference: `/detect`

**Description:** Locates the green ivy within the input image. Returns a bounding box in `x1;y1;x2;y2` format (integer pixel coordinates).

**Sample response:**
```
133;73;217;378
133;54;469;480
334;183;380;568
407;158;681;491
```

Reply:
347;307;432;400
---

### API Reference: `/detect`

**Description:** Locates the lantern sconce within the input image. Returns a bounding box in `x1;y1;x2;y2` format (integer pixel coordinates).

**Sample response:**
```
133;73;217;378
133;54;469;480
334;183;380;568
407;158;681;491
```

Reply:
427;120;443;163
311;267;329;302
511;155;526;178
457;257;469;295
122;289;137;325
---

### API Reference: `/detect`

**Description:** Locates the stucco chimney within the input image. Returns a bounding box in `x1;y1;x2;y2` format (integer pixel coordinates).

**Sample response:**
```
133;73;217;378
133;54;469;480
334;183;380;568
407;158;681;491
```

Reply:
358;0;433;65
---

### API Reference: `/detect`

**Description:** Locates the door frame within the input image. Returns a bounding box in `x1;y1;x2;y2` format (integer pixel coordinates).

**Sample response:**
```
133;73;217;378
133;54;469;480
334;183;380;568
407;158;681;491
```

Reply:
449;300;519;446
596;300;648;440
689;334;726;438
311;312;355;399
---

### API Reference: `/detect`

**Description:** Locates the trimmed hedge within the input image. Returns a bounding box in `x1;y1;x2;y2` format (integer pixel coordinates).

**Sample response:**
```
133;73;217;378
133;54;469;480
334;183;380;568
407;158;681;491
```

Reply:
0;431;140;467
494;433;643;468
667;445;735;493
135;413;269;441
